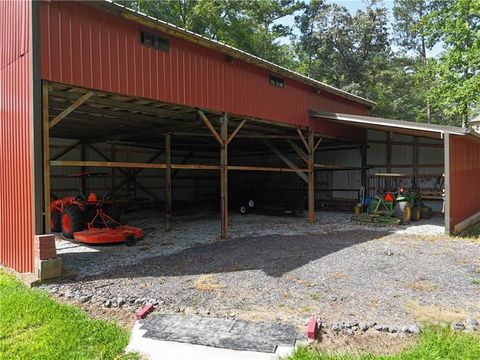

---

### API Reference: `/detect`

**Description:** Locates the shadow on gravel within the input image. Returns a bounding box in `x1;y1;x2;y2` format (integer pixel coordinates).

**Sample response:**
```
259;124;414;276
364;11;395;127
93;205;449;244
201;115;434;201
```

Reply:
69;229;389;280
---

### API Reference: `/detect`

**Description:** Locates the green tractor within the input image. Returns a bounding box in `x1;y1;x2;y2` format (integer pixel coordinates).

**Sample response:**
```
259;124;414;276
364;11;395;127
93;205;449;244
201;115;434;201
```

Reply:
353;173;430;225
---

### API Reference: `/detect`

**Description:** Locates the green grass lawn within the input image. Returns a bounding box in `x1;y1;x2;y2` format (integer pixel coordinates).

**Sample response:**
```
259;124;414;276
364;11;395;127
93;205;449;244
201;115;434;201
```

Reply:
287;326;480;360
0;271;137;360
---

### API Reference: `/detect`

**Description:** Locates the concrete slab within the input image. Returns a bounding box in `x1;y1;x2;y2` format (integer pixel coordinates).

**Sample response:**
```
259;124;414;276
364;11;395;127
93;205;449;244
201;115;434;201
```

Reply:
126;316;298;360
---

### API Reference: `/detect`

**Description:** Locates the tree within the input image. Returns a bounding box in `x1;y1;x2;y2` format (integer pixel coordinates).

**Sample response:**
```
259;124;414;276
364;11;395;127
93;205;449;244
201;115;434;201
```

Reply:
393;0;433;123
119;0;300;66
420;0;480;127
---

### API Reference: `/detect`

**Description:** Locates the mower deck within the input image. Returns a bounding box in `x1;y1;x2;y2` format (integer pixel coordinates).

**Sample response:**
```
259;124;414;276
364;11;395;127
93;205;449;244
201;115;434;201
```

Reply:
73;226;144;244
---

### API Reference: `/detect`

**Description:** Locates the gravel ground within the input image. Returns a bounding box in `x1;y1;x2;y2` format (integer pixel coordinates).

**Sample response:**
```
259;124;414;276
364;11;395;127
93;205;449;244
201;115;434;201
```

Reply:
42;211;480;332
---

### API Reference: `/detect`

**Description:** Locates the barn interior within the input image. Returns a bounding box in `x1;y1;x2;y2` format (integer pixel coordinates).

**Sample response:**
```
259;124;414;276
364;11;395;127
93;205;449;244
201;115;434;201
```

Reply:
45;81;445;246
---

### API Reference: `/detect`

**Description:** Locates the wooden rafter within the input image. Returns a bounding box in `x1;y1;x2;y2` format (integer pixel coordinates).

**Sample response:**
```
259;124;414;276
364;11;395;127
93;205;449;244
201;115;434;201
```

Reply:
49;91;95;128
197;110;224;147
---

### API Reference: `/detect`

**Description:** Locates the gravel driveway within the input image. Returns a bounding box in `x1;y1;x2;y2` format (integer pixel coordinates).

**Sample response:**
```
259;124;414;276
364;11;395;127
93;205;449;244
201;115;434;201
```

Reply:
42;211;480;330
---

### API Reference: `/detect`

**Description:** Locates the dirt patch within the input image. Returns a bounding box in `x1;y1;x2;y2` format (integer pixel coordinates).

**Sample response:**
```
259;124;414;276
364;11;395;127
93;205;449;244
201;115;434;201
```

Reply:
311;331;416;356
190;274;224;292
405;301;480;325
405;279;437;292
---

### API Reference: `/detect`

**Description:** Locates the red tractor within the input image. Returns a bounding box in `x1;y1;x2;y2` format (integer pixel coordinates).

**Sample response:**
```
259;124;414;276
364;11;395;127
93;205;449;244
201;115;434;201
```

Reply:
50;172;143;244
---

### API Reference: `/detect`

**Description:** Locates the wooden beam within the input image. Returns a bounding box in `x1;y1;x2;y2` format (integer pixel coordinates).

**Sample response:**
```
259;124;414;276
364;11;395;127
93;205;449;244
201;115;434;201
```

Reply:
228;165;309;173
49;91;94;128
227;119;247;145
198;110;223;147
287;140;308;164
313;137;324;152
361;142;367;192
50;160;221;170
165;134;172;232
386;132;392;173
265;141;308;183
50;140;81;161
43;81;51;233
308;132;315;224
297;129;310;153
220;113;228;240
413;137;419;187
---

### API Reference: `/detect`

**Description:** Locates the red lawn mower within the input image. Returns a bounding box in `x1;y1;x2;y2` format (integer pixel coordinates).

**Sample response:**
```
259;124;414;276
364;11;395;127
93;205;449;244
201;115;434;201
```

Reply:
50;172;144;245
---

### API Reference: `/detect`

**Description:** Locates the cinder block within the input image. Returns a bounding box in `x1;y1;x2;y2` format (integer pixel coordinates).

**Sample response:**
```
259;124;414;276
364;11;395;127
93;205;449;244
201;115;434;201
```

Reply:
34;234;57;260
35;257;62;280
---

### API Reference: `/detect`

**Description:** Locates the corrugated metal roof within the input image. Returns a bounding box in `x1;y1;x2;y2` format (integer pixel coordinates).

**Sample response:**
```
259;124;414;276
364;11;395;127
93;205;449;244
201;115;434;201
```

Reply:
309;110;477;139
86;0;376;108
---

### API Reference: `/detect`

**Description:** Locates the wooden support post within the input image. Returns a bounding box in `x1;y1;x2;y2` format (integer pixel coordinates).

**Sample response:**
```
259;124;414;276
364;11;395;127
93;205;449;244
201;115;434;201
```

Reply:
220;113;228;240
361;142;367;191
42;82;51;233
387;132;392;173
308;132;315;224
165;134;172;232
413;137;419;188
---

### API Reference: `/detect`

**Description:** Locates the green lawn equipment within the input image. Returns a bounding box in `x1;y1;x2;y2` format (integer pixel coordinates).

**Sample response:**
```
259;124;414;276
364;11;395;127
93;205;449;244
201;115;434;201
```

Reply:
352;173;431;226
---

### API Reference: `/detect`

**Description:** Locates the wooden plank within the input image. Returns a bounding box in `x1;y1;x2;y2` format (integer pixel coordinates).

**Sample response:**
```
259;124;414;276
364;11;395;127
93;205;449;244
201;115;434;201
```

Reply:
43;81;51;233
198;110;224;147
50;160;221;170
297;129;310;153
308;132;315;224
220;113;228;240
287;140;308;164
228;165;309;173
313;137;324;152
49;91;94;128
453;210;480;234
227;119;247;145
165;134;172;232
265;141;308;183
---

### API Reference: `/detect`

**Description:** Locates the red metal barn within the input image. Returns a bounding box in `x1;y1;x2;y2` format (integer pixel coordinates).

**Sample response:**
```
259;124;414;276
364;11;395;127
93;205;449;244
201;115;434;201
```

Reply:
1;0;479;274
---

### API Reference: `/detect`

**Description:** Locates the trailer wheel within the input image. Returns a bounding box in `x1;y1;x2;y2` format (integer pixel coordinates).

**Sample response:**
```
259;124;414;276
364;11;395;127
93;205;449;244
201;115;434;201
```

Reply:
240;205;247;215
395;201;412;225
51;210;61;232
61;205;85;239
411;206;421;221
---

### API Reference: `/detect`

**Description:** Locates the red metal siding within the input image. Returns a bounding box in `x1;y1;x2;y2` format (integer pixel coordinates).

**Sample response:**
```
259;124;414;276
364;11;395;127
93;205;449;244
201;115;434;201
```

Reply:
39;1;368;137
0;0;34;272
450;135;480;229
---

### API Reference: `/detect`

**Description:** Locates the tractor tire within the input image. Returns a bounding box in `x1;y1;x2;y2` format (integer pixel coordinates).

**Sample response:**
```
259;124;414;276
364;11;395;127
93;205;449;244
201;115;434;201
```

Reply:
51;210;61;232
421;206;432;219
61;205;85;239
368;198;379;214
411;206;421;222
395;201;412;225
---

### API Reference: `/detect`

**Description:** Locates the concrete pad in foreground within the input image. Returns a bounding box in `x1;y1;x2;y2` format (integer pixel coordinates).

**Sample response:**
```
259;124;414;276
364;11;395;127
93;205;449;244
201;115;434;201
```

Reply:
126;321;296;360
